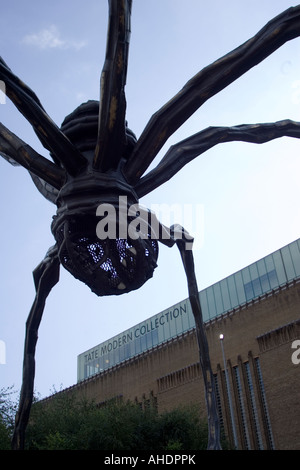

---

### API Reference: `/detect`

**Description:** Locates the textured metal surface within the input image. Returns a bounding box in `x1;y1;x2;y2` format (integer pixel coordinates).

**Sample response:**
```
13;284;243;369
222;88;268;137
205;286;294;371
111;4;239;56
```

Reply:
54;212;158;296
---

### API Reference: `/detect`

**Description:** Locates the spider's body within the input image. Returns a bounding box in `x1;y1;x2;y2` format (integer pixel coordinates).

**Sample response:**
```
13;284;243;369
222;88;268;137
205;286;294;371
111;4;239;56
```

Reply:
2;0;300;451
51;100;158;296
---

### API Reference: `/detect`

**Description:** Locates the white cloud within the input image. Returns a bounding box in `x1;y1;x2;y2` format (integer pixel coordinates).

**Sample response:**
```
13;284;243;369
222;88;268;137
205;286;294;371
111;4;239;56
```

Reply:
22;25;87;50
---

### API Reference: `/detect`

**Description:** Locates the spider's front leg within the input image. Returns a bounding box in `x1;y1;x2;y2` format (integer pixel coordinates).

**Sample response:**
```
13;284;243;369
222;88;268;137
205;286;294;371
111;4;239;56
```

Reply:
158;223;221;450
12;245;60;450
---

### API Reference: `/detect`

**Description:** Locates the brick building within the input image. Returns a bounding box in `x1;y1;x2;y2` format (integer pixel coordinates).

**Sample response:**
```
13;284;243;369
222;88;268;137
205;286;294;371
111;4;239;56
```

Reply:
52;239;300;450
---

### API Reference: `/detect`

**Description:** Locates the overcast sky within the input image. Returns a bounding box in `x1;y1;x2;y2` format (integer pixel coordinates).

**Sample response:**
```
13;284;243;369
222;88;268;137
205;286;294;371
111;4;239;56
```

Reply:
1;0;300;398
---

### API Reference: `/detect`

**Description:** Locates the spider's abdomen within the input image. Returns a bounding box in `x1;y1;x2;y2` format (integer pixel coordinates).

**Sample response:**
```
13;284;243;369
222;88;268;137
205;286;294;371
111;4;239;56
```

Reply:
51;173;158;296
53;213;158;296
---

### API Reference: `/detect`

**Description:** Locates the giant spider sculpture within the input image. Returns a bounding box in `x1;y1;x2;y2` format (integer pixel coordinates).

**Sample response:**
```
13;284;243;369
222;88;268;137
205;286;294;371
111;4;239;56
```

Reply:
1;1;300;451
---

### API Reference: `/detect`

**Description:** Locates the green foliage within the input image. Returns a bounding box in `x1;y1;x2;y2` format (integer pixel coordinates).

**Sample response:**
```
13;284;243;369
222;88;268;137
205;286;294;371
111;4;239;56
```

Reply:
0;386;211;450
24;392;208;450
159;407;208;450
0;386;18;449
0;417;11;450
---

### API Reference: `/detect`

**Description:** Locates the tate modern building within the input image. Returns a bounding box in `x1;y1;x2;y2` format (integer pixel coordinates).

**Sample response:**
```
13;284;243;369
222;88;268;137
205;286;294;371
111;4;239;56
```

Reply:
50;238;300;450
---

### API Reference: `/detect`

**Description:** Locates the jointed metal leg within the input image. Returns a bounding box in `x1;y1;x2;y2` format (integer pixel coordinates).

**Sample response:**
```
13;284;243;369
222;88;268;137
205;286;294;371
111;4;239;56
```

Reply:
175;237;221;450
159;224;221;450
12;245;60;450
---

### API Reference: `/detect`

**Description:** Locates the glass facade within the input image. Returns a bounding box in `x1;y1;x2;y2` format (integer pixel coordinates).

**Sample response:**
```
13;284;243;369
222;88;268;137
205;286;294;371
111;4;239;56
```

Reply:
77;298;194;381
77;238;300;382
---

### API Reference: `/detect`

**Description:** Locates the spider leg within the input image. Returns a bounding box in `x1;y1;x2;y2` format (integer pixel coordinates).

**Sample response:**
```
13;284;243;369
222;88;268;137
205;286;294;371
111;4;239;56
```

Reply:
0;122;60;202
93;0;132;172
124;5;300;185
11;245;60;450
0;122;66;191
135;119;300;197
0;57;86;175
157;222;221;450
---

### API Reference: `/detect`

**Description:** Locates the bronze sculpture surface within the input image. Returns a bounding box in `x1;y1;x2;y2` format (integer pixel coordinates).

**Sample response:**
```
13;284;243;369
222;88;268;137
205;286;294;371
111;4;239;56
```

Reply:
1;1;300;450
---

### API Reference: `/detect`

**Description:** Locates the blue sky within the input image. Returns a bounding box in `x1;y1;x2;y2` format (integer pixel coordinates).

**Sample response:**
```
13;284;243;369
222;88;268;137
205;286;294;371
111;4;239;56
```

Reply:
1;0;300;398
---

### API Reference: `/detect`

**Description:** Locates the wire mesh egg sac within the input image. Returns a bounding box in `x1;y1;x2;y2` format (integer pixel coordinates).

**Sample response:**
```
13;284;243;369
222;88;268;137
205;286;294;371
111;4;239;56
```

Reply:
52;210;159;296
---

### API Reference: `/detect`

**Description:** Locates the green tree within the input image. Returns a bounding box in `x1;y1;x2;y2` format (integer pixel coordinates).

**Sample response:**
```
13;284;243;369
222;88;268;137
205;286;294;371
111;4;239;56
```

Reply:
158;406;208;450
0;386;18;449
0;387;227;450
25;392;209;450
0;417;11;450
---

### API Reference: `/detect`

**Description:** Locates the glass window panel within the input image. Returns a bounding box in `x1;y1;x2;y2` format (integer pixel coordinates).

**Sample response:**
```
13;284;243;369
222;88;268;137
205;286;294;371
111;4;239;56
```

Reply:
180;304;188;331
234;271;246;304
124;344;130;361
220;279;231;312
169;312;177;338
244;281;254;301
172;305;182;335
162;311;171;340
199;291;210;322
265;254;275;274
182;300;190;331
206;286;217;318
257;259;267;277
227;274;239;308
257;259;270;293
140;334;147;351
273;250;287;285
103;352;109;369
98;356;104;372
157;313;166;344
111;351;116;367
181;302;191;331
289;241;300;277
268;268;278;289
183;302;194;330
128;343;133;359
135;335;141;355
242;268;255;301
105;350;112;368
104;355;111;370
121;345;126;361
249;263;259;281
297;239;300;255
260;273;270;293
151;328;159;347
241;267;251;284
113;346;119;364
186;302;195;329
119;346;125;362
172;308;181;334
145;331;151;349
129;337;136;357
252;277;262;297
213;282;224;315
281;246;295;280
